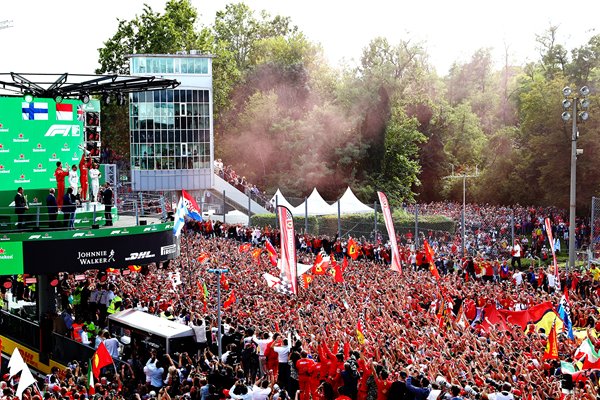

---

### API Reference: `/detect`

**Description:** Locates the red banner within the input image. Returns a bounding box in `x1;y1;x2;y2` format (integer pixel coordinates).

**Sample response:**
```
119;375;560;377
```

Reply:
377;192;402;273
278;206;298;294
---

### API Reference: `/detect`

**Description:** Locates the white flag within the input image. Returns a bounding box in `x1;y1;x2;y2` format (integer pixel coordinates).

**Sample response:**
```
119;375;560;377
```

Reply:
16;364;36;399
173;197;188;237
8;348;26;378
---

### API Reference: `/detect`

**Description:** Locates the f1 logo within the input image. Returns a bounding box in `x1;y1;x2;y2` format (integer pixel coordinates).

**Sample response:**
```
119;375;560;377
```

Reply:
44;125;81;137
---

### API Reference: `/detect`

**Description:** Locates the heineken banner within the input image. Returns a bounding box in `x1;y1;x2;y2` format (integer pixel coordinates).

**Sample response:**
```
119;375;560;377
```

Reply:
0;241;24;275
0;97;85;190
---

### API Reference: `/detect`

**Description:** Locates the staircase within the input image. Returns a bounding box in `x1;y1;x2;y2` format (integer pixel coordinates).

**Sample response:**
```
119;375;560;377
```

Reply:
211;174;269;215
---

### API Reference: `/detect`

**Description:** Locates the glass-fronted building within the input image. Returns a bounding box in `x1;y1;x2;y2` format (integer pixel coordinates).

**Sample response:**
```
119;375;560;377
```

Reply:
129;54;214;191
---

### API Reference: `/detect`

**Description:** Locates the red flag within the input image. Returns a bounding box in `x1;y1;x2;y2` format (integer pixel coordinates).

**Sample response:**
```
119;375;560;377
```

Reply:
239;243;251;253
542;321;559;360
347;238;360;260
302;275;313;289
91;342;113;378
251;248;262;262
197;252;210;264
341;257;349;272
128;265;142;273
220;273;230;290
312;253;328;275
265;239;278;266
334;263;344;283
423;240;440;280
423;240;435;264
223;291;236;309
106;268;119;274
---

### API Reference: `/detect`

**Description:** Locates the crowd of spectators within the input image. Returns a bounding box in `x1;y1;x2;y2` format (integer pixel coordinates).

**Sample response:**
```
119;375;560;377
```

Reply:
214;160;273;211
407;202;591;261
3;214;600;400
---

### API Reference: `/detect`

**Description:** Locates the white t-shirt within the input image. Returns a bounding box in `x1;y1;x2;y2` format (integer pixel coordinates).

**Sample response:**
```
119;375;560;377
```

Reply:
512;244;522;258
81;331;91;346
513;271;523;286
251;386;271;400
89;168;101;182
252;336;272;356
274;344;290;363
547;273;556;289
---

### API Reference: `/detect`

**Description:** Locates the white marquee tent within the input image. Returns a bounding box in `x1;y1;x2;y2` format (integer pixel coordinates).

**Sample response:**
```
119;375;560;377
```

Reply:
292;188;336;216
330;187;374;214
269;187;375;216
269;189;295;211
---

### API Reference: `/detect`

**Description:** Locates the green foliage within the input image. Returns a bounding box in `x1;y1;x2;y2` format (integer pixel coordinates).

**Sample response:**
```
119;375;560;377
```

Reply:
96;0;200;74
213;3;297;72
375;105;426;204
443;103;487;167
95;3;600;212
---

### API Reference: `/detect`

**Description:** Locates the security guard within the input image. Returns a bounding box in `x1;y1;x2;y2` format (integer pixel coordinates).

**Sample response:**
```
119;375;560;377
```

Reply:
107;292;123;315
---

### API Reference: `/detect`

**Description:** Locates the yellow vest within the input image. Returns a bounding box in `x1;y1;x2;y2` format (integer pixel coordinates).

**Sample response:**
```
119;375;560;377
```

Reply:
107;295;122;314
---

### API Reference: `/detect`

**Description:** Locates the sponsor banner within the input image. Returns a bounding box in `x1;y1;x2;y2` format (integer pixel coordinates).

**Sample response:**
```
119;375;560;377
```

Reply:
3;222;173;241
22;227;176;274
0;241;24;274
377;191;402;273
277;205;297;294
0;97;84;191
0;336;67;375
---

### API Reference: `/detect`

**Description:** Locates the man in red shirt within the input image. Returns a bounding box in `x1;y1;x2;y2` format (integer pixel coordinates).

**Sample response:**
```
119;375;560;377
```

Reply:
296;351;315;400
55;161;69;208
372;364;392;400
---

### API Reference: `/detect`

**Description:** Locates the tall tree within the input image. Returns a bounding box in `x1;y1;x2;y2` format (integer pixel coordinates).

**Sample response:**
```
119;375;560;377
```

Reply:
97;0;200;74
213;3;297;72
375;104;426;204
96;0;201;158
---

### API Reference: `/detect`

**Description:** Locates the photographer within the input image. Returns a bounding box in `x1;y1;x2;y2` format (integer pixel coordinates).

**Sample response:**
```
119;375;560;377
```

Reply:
405;367;431;400
228;380;252;400
145;350;165;392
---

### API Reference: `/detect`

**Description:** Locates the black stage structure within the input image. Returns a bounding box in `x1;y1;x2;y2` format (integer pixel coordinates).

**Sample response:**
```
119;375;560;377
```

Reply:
0;72;180;372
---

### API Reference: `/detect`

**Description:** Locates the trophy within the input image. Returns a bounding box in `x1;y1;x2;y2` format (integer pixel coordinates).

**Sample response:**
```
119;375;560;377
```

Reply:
78;144;91;156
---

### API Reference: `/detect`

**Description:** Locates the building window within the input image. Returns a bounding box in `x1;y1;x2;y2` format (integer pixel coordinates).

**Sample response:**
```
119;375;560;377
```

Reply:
130;88;211;170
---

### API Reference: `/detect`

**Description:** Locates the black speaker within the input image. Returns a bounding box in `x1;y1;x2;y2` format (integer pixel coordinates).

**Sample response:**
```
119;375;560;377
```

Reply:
92;224;100;229
139;220;147;226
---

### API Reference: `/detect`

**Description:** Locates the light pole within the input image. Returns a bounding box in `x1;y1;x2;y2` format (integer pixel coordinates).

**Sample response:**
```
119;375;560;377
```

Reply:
446;166;478;257
208;267;229;358
561;86;590;272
